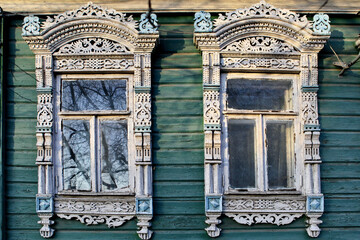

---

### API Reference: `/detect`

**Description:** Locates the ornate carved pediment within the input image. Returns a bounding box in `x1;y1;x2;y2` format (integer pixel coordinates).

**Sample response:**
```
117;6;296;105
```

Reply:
42;2;137;31
214;0;309;29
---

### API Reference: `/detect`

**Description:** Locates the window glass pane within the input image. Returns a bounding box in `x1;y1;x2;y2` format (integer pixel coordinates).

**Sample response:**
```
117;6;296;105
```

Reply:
266;120;294;189
62;80;126;111
100;120;128;191
228;119;256;189
227;79;292;110
62;120;91;191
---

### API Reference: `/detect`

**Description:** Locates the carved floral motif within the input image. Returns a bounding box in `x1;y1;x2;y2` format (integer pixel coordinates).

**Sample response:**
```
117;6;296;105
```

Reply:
22;15;40;36
55;200;135;214
135;93;151;127
54;58;134;70
225;213;303;226
194;11;213;32
37;94;53;128
313;13;331;35
302;92;319;126
57;214;134;228
221;58;300;70
139;13;158;33
42;2;137;30
222;37;298;54
204;91;220;126
214;0;309;28
224;199;305;211
57;38;131;54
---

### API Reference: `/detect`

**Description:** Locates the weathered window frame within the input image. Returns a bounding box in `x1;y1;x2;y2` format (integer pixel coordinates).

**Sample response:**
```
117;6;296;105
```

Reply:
22;3;159;239
194;1;330;238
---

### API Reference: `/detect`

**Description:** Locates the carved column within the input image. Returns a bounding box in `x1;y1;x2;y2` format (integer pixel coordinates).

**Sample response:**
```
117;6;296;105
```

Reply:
134;52;153;240
301;52;324;238
35;55;55;238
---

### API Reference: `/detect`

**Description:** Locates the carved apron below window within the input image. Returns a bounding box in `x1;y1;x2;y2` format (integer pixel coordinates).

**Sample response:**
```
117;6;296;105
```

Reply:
22;2;158;239
194;0;330;238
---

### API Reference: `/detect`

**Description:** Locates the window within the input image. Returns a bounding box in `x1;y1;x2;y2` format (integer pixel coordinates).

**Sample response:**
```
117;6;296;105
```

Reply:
194;1;330;238
223;75;298;193
55;75;134;194
23;3;158;239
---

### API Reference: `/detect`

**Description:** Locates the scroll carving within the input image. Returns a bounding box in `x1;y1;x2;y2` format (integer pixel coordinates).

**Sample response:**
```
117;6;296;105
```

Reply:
224;199;305;212
54;58;134;71
225;213;303;226
135;93;151;129
42;2;137;30
221;58;300;70
37;94;53;129
22;15;40;36
313;13;331;35
222;37;298;54
57;214;134;228
55;200;135;214
194;11;212;32
56;38;131;54
214;0;309;28
204;91;220;126
139;13;158;33
302;92;319;126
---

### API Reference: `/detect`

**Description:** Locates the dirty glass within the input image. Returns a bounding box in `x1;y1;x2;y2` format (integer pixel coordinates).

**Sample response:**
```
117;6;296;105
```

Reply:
62;80;126;111
227;79;292;110
266;120;294;189
228;119;256;189
62;120;91;191
100;120;128;191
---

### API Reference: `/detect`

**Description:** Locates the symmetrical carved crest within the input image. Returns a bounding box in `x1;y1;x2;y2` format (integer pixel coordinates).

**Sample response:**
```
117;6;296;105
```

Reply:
214;0;309;29
222;37;299;54
23;3;158;239
194;1;330;238
56;38;131;55
42;2;137;30
139;13;159;33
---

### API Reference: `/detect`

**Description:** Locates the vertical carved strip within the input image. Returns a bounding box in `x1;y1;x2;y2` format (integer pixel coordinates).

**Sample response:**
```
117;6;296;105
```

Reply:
301;54;310;86
135;133;143;162
310;54;318;86
304;132;312;161
205;131;213;160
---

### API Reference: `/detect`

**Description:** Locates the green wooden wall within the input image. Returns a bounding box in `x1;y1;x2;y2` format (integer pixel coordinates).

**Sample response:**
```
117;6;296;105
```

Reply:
2;13;360;239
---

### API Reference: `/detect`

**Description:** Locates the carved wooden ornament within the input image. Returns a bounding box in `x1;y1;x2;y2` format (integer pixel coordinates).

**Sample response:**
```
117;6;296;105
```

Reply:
23;2;158;239
194;1;330;238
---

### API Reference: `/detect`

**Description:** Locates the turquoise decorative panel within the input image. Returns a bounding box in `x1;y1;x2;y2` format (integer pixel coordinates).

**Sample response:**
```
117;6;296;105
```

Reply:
136;198;153;214
206;196;222;212
36;196;53;213
307;196;324;213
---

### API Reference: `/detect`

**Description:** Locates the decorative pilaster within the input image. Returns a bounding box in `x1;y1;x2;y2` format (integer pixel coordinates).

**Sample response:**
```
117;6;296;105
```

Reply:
134;52;153;240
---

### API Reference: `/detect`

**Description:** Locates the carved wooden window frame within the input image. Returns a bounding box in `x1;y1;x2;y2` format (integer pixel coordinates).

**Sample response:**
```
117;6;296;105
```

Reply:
194;1;331;238
22;3;158;239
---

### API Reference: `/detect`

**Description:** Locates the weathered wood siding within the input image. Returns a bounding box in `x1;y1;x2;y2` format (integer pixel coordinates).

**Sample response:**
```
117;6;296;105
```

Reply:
3;13;360;239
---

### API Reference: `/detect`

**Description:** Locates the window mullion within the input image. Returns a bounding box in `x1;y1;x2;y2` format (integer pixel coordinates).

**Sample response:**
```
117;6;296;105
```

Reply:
259;114;267;191
90;116;98;192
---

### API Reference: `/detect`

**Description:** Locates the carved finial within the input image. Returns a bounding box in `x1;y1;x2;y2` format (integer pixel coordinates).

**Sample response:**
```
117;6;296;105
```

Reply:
137;216;153;240
313;13;331;35
38;214;54;238
205;215;222;237
22;15;40;36
194;11;212;32
139;13;158;33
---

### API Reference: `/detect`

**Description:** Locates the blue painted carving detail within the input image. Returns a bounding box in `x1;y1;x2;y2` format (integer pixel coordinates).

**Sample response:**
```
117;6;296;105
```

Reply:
206;196;222;212
139;13;158;33
22;15;41;36
313;13;331;35
194;11;212;33
307;196;324;213
36;196;54;213
136;198;153;214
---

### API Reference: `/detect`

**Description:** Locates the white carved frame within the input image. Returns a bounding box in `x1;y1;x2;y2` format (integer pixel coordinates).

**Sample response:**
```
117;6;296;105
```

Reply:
23;3;158;239
194;1;330;238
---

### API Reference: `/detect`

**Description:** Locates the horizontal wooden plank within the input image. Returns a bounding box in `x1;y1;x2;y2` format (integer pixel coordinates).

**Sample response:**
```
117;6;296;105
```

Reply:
319;70;360;84
321;132;360;147
153;181;204;198
330;25;360;39
153;53;202;69
5;119;36;135
153;116;202;133
152;84;202;100
5;103;37;118
152;69;202;85
320;116;360;131
154;165;203;181
318;100;360;116
7;56;35;72
6;135;36;151
6;71;37;87
158;38;198;53
153;133;203;149
325;197;360;212
6;166;37;183
322;163;360;179
323;39;360;55
322;179;360;194
8;41;34;57
6;183;37;198
5;150;37;166
318;85;360;100
153;100;202;116
159;25;193;38
321;147;360;163
319;54;360;70
6;87;37;103
153;149;203;165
